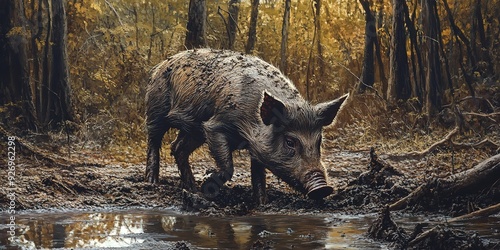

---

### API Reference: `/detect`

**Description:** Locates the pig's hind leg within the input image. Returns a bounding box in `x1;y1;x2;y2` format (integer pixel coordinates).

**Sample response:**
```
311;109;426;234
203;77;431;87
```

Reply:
171;131;204;192
146;122;169;184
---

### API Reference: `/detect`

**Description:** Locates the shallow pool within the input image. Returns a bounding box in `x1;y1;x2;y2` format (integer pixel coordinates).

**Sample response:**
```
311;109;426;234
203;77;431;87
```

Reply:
1;209;498;249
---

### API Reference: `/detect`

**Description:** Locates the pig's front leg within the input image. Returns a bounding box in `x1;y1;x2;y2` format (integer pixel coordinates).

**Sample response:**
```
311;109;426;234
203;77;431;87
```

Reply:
251;159;267;205
201;120;235;199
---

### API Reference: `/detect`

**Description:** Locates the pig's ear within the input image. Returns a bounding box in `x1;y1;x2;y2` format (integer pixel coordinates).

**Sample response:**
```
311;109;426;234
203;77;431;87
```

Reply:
260;91;286;126
315;94;349;127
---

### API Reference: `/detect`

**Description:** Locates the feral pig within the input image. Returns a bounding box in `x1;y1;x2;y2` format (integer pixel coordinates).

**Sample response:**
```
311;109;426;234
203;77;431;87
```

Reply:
146;49;348;205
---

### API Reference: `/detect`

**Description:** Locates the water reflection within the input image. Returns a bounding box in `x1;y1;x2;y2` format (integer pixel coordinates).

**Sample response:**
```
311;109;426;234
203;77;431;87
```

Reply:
0;210;498;250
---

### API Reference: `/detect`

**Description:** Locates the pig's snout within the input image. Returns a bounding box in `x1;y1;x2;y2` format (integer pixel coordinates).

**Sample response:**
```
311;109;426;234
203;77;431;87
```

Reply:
304;171;333;200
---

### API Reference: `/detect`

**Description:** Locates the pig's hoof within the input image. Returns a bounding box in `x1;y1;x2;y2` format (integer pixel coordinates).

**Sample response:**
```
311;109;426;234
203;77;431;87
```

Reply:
200;175;222;199
182;190;214;211
307;185;333;200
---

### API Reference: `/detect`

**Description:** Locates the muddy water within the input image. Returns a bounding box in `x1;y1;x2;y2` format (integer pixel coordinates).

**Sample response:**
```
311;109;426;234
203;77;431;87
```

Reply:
1;209;498;250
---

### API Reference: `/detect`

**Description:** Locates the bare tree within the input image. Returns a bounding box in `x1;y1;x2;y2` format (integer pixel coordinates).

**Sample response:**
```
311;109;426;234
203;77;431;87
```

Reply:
422;0;443;115
357;0;376;93
0;0;37;129
185;0;206;49
227;0;240;50
471;0;493;76
403;0;424;103
314;0;324;77
442;0;475;97
245;0;259;54
305;0;323;101
388;0;411;101
280;0;291;72
46;0;73;126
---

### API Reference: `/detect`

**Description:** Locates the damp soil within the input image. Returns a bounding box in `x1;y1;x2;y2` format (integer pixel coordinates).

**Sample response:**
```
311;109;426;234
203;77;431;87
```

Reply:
1;148;499;249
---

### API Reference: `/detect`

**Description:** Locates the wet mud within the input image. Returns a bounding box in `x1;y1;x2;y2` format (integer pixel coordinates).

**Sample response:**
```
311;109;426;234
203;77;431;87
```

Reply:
1;147;499;249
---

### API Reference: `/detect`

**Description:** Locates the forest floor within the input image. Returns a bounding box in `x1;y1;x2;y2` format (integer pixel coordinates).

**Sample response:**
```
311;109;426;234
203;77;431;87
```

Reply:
1;128;499;249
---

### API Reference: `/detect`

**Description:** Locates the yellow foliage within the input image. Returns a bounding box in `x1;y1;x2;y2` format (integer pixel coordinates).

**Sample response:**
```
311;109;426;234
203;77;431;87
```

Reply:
7;27;24;37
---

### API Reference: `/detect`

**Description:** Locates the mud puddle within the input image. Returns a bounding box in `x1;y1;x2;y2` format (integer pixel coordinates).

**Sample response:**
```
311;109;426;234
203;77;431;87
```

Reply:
1;209;499;250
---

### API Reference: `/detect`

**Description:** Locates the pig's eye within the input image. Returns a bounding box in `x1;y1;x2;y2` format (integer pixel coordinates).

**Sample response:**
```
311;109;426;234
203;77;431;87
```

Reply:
285;136;296;149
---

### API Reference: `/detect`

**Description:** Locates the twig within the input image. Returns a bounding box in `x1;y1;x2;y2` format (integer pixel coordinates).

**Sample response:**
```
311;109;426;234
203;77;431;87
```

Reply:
451;138;499;150
462;112;500;123
462;112;500;118
442;96;495;111
327;57;386;102
104;0;124;26
386;127;459;160
217;6;231;48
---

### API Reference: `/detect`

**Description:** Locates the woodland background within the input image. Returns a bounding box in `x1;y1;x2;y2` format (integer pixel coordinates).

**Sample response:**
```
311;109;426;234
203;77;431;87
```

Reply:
1;0;499;168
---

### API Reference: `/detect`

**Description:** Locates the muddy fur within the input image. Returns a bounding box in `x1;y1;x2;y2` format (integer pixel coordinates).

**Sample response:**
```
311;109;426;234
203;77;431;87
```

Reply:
145;49;348;202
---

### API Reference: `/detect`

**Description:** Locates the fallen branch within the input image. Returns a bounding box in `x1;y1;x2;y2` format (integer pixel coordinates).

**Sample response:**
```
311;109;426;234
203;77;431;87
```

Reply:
388;180;435;211
408;203;500;247
450;138;499;150
448;202;500;222
386;127;500;160
390;153;500;211
386;127;459;160
407;225;439;247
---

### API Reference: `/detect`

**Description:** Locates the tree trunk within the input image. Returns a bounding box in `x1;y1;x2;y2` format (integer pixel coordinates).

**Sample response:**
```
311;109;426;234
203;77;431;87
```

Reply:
31;0;43;120
388;0;411;101
374;0;387;98
358;0;376;93
442;0;476;97
473;0;494;76
305;0;323;101
0;0;12;105
0;0;37;130
403;0;424;103
40;0;51;123
422;0;443;115
185;0;206;49
314;0;324;77
279;0;291;73
245;0;259;54
46;0;72;126
227;0;240;50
